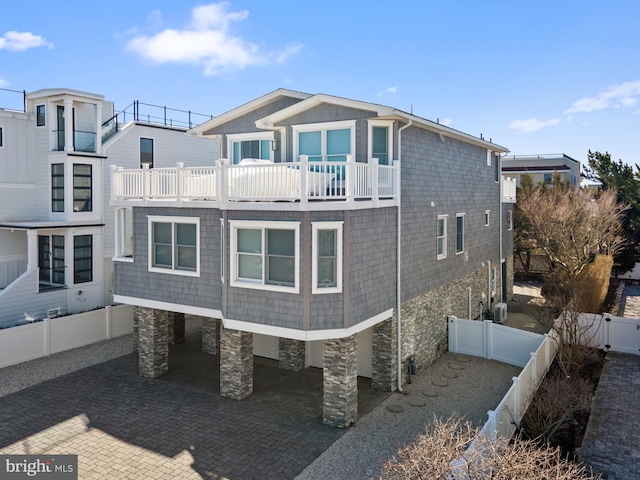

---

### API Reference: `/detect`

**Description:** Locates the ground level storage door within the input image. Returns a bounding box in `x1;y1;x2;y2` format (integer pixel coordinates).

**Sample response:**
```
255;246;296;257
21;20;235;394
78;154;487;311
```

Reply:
305;328;373;378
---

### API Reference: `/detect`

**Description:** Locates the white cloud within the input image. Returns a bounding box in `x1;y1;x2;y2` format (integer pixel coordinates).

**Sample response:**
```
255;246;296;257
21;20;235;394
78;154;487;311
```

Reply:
564;80;640;114
126;2;301;76
440;117;452;126
0;31;53;51
508;117;561;134
0;78;9;88
377;86;397;97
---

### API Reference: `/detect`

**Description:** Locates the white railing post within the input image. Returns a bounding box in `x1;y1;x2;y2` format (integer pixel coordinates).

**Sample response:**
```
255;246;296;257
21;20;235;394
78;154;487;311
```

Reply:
448;316;458;352
300;155;308;204
346;155;355;204
512;376;521;425
486;410;498;440
219;159;228;204
176;162;184;205
371;158;379;207
142;163;150;202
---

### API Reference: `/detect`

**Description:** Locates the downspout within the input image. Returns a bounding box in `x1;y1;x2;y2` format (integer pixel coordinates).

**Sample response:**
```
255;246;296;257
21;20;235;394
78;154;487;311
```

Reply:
498;153;504;303
396;119;412;393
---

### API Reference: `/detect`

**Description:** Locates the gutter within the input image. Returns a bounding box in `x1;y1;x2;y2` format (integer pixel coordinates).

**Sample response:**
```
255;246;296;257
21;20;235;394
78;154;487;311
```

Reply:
396;119;412;393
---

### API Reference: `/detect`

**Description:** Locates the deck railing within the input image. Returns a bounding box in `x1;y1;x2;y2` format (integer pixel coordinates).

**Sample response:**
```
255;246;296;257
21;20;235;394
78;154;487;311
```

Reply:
111;155;399;206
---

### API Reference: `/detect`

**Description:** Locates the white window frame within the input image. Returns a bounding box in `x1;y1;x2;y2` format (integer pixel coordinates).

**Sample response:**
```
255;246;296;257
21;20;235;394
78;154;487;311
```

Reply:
140;137;154;168
456;213;465;254
485;210;490;227
367;119;393;164
508;209;513;231
226;131;274;164
114;207;134;262
229;220;300;294
292;120;356;162
486;149;492;166
147;215;200;277
312;221;343;294
436;215;447;260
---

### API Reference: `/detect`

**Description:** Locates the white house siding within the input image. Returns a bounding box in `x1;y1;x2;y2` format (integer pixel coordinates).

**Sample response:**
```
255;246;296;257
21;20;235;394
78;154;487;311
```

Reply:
0;111;34;185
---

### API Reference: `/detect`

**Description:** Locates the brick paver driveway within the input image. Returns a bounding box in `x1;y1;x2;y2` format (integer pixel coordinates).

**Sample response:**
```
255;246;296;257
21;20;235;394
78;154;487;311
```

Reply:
0;334;387;479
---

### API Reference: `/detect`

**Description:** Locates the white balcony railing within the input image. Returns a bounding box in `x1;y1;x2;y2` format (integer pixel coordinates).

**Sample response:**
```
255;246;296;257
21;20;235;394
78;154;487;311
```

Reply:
111;155;399;207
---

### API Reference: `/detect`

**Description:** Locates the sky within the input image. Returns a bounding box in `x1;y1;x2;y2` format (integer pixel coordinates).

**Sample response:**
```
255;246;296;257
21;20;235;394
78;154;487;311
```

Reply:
1;0;639;168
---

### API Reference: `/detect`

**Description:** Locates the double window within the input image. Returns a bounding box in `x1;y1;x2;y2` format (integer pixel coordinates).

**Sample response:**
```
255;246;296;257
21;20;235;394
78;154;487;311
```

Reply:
456;214;465;254
227;132;273;164
230;221;299;293
74;235;93;284
312;222;343;294
148;216;200;276
73;164;92;212
293;120;355;163
437;215;447;260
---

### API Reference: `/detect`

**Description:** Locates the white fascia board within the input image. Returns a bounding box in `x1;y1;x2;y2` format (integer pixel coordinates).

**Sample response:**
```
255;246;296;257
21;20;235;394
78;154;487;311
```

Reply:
27;88;104;103
114;295;223;319
189;89;311;136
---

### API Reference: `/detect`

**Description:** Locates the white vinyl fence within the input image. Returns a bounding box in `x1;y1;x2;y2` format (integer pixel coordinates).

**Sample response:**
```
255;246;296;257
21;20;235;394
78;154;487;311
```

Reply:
0;304;134;368
576;312;640;355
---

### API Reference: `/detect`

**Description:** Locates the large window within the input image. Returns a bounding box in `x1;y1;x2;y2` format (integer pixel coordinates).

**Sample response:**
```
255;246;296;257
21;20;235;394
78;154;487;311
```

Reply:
36;105;46;127
293;120;355;163
140;138;154;167
312;222;343;294
148;216;200;276
230;221;300;293
73;164;92;212
51;163;65;212
456;214;465;254
74;235;93;284
437;215;447;260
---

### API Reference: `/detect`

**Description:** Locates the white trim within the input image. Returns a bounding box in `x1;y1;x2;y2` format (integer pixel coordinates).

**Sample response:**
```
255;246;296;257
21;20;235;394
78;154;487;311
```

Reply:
114;295;223;319
292;120;356;162
36;104;46;127
226;131;274;164
311;221;343;294
229;220;300;294
455;213;465;255
487;149;492;166
367;119;394;164
220;217;225;283
147;215;200;277
437;214;448;260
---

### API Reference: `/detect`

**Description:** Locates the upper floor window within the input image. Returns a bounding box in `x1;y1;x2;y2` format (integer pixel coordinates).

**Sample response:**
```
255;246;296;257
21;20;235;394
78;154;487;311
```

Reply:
74;235;93;284
230;220;300;293
227;132;273;164
36;105;46;127
494;153;500;182
437;215;447;260
293;120;355;163
491;267;497;296
51;163;65;212
0;126;3;147
508;210;513;231
368;120;393;165
312;222;343;294
140;138;154;167
148;216;200;276
456;214;465;254
73;164;92;212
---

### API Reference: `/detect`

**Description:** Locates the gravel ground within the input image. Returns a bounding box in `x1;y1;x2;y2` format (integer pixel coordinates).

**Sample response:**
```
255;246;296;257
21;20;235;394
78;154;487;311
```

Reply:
296;352;521;480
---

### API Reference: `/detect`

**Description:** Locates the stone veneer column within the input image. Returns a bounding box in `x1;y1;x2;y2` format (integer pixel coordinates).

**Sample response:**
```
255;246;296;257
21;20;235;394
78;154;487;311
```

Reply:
372;318;397;391
138;307;169;378
323;335;358;428
202;317;221;355
219;327;253;400
167;312;185;345
279;338;306;371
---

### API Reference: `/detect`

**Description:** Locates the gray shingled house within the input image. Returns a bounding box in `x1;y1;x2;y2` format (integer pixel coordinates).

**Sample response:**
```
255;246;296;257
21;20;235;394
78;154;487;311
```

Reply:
110;89;515;427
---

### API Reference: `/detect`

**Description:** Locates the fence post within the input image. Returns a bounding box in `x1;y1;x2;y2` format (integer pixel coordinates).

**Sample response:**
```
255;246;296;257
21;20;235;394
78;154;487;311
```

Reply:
512;376;521;425
43;318;50;357
484;319;493;359
300;155;308;204
371;158;379;207
486;410;498;440
448;316;457;353
106;305;112;340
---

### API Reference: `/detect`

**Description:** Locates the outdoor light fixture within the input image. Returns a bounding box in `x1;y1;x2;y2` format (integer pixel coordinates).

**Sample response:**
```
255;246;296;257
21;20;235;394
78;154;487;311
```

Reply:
271;139;279;151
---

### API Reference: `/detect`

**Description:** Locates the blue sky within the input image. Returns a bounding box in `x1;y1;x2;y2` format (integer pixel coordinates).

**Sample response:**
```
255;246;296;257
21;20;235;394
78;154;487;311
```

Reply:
1;1;639;167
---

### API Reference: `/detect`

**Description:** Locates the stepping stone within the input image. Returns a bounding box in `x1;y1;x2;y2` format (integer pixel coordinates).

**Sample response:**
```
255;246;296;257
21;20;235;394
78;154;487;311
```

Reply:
407;397;427;407
422;388;440;397
442;371;459;379
449;363;465;370
386;404;404;413
454;355;473;363
432;378;449;387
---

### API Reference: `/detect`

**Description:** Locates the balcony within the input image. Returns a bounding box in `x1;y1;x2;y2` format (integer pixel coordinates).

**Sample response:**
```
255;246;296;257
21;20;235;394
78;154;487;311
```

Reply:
111;156;399;211
54;130;96;153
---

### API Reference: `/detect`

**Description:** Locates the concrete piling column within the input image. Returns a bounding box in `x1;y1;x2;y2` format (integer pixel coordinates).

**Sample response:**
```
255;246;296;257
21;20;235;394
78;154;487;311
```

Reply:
323;335;358;428
202;317;221;355
372;317;397;391
137;307;169;378
168;312;185;345
220;327;253;400
279;338;306;371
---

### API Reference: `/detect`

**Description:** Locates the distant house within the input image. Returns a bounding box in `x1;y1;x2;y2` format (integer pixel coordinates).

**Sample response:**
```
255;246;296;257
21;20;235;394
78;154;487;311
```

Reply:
0;88;217;328
502;153;580;187
110;89;515;427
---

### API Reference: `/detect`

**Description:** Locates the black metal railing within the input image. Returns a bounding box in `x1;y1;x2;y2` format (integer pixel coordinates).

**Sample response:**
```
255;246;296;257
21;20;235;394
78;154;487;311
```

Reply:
0;87;27;112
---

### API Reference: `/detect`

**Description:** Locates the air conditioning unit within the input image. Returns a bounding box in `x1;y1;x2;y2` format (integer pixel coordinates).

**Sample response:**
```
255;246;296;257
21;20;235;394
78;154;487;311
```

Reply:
47;307;61;319
494;303;507;324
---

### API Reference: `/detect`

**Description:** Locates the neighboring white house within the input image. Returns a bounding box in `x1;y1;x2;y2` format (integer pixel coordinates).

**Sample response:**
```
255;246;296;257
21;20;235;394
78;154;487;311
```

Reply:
502;153;580;187
0;88;218;328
